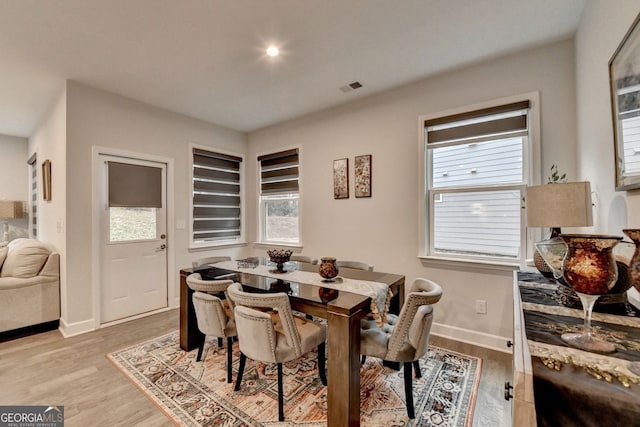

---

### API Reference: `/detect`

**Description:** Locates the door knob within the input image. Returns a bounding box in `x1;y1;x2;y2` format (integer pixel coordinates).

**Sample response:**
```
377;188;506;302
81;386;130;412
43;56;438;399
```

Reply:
156;244;166;251
160;234;166;239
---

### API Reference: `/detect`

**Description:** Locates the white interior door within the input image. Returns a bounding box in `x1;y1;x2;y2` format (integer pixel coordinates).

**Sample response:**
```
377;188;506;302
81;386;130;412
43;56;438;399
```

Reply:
100;155;168;323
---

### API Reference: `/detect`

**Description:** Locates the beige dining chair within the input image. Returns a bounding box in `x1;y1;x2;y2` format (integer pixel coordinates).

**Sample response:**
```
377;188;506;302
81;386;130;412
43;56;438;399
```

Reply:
192;255;231;268
336;260;374;271
186;273;235;362
360;277;443;419
226;282;327;422
192;291;237;383
290;254;319;265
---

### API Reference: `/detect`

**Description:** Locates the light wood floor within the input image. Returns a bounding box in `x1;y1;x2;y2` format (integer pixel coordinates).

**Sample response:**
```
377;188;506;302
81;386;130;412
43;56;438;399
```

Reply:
0;309;512;426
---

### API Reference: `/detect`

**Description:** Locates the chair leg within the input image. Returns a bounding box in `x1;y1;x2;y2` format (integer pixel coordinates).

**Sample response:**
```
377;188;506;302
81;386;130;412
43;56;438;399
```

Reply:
361;355;366;365
318;342;327;386
226;336;234;383
277;363;284;422
234;352;246;391
196;334;206;362
413;360;422;379
218;337;223;347
403;362;415;419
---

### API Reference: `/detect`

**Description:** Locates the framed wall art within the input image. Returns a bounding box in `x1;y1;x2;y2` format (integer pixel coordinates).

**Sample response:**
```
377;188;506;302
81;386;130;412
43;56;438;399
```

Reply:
333;158;349;199
354;154;372;198
609;12;640;191
42;159;52;201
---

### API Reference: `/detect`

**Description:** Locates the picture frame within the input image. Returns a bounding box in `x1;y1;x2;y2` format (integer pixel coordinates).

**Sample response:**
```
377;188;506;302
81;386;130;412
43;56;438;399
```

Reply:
42;159;52;201
333;158;349;199
609;12;640;191
354;154;372;198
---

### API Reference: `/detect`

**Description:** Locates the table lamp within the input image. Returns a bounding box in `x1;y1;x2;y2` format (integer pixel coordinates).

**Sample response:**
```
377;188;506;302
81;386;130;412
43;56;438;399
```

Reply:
525;182;593;277
0;201;24;243
525;181;593;235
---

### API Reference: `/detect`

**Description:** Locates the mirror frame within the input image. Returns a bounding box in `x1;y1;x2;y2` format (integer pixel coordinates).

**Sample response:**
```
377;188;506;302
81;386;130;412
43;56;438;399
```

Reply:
609;12;640;191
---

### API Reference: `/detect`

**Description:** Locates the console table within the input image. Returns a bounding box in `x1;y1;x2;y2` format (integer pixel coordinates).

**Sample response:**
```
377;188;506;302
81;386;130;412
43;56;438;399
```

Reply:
512;271;640;427
180;259;405;427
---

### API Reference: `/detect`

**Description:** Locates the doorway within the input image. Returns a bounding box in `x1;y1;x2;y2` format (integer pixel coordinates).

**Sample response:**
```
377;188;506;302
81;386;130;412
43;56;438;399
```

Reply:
98;154;168;323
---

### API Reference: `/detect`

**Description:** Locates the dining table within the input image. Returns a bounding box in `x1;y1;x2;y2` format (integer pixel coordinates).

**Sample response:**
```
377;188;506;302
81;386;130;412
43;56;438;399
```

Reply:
179;257;405;427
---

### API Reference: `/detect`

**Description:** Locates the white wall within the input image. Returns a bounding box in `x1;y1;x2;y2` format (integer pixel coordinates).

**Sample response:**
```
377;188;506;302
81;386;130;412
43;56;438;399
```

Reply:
0;133;29;240
247;39;578;350
575;0;640;233
56;82;247;334
28;88;68;324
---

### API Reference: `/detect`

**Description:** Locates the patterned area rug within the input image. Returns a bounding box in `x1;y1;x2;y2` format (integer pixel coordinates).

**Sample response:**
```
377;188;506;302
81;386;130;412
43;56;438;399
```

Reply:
108;331;481;426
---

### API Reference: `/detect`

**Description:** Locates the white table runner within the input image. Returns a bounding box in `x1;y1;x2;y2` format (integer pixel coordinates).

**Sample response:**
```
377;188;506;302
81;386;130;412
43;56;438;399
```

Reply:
214;259;392;325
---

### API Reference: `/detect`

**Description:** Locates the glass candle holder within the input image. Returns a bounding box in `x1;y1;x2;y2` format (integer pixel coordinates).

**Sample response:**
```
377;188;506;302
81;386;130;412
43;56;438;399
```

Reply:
559;234;622;354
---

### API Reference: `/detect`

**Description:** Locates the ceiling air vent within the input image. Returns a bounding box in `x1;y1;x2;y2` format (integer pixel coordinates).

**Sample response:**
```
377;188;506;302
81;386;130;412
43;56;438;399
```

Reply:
340;81;363;93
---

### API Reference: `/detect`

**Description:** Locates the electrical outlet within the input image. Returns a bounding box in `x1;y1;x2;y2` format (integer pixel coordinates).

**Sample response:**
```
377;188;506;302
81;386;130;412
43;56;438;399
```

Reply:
475;299;487;314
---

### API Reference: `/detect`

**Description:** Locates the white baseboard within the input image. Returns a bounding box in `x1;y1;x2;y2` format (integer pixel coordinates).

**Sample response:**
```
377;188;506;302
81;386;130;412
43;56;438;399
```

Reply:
59;317;95;338
431;322;512;354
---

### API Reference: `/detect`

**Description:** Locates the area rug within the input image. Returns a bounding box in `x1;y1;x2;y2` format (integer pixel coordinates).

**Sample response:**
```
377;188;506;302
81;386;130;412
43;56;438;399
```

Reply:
107;331;481;426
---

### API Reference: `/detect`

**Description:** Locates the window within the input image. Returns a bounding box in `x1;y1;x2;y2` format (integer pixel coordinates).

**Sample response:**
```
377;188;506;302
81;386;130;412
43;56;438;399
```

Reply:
108;160;163;242
27;153;37;238
423;98;536;264
258;149;300;244
191;147;243;246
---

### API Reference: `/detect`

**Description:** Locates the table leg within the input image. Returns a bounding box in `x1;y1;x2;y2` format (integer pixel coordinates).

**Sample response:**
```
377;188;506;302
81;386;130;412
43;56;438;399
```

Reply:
327;306;363;427
179;275;203;351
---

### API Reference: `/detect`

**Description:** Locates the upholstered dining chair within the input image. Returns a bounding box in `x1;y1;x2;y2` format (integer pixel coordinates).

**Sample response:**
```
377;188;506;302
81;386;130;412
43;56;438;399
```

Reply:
186;273;236;376
192;291;237;383
360;277;443;419
336;260;374;271
192;255;231;268
290;254;319;265
226;282;327;422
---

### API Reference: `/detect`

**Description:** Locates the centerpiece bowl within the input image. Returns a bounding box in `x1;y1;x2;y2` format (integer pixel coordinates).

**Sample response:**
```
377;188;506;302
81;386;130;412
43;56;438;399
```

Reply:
267;249;293;273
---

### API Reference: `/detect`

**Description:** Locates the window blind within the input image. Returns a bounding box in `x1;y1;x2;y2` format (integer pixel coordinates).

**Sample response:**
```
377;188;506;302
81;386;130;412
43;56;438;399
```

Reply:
192;148;242;242
27;153;37;238
258;148;299;195
108;161;162;208
425;100;530;144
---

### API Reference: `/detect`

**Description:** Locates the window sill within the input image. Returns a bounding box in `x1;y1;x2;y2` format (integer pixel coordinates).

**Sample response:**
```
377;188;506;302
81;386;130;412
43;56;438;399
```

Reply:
418;255;522;273
189;241;248;252
254;242;303;250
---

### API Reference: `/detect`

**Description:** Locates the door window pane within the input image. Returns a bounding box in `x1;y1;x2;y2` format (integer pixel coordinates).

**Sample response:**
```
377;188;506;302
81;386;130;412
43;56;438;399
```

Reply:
110;207;157;242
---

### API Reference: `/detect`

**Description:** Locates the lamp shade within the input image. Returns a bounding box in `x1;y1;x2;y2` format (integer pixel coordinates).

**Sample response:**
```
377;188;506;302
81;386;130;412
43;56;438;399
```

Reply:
525;182;593;228
0;201;24;219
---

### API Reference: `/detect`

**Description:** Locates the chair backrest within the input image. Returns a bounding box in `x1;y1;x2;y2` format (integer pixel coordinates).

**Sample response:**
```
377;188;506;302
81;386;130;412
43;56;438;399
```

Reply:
336;260;374;271
385;278;443;362
192;291;232;338
290;255;318;265
192;256;231;268
227;282;302;363
186;273;234;294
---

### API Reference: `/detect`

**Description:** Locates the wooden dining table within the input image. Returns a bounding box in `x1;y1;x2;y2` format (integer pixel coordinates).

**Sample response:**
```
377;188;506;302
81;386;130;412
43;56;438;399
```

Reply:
179;258;405;427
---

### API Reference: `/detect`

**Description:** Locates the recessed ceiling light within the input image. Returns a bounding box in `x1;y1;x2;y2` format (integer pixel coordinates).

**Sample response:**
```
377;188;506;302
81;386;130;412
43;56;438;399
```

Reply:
266;46;279;57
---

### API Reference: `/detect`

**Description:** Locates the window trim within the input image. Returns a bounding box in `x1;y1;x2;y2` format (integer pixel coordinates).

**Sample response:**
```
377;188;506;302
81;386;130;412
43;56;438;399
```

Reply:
418;92;541;267
189;143;246;249
257;145;302;246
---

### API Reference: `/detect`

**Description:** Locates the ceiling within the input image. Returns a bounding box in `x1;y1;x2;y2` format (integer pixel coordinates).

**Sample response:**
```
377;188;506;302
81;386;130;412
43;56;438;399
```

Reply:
0;0;586;138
